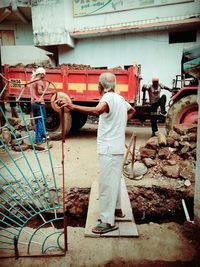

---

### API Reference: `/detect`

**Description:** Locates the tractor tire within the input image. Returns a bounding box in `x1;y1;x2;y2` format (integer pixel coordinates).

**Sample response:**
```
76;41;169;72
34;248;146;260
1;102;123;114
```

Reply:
45;104;72;140
166;95;198;133
70;110;88;133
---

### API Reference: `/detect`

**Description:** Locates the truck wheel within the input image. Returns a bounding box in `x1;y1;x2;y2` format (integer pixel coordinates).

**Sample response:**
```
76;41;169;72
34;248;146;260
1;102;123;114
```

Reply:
70;110;88;132
166;95;198;133
45;105;72;140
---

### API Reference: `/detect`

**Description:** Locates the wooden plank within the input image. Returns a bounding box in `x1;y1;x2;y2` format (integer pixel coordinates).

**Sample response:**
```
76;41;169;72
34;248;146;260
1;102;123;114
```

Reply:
116;178;133;222
84;178;139;238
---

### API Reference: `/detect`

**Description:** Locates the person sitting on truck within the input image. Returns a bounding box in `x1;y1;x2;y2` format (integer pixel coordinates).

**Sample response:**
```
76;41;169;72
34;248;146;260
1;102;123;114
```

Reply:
142;76;172;136
55;72;136;234
30;67;51;147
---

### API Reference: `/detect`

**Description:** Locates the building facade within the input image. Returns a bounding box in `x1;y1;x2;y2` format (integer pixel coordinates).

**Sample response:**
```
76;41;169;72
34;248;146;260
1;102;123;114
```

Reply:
0;0;200;89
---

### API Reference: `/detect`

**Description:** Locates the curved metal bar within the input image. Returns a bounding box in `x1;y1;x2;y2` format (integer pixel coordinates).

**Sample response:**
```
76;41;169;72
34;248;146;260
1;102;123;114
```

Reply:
0;106;49;210
41;230;64;253
27;217;64;254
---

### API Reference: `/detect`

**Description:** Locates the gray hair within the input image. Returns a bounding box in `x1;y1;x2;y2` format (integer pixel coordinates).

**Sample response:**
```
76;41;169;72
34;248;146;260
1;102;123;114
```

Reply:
99;72;116;92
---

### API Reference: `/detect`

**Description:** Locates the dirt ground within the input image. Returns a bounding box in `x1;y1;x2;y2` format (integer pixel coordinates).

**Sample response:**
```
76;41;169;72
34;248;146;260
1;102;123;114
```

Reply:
1;122;200;266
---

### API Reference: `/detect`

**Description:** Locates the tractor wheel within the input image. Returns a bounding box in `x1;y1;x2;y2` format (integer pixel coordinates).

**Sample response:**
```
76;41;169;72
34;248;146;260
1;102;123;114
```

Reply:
166;95;198;133
45;104;72;140
70;110;88;133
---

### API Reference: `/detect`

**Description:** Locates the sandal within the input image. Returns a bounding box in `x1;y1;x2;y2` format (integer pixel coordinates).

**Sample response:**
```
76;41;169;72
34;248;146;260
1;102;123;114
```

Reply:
92;223;118;234
115;209;125;218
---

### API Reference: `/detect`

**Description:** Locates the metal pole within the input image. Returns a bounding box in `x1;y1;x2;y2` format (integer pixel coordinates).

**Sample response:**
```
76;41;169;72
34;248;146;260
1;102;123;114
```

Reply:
0;44;6;126
194;82;200;226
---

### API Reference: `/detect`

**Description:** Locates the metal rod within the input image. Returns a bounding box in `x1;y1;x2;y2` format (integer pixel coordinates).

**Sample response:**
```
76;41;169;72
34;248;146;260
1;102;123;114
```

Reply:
61;108;68;252
182;199;191;222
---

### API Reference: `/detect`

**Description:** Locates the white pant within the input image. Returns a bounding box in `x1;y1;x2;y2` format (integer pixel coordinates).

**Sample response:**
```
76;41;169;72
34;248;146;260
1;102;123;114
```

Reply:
98;151;124;226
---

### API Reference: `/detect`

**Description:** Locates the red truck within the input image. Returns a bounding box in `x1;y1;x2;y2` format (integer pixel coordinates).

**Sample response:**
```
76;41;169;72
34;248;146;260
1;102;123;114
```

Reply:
1;64;142;139
1;62;198;139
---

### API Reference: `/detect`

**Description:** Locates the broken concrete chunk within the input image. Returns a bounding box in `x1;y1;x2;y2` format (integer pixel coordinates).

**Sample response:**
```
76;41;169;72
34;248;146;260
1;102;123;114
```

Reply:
166;136;175;146
140;147;157;159
145;136;159;151
174;141;179;148
8;117;20;126
166;159;177;166
179;160;195;181
184;180;192;187
179;132;197;142
124;161;147;179
158;147;171;159
142;158;157;167
157;132;167;146
168;130;181;141
0;128;11;144
173;123;197;135
161;164;180;178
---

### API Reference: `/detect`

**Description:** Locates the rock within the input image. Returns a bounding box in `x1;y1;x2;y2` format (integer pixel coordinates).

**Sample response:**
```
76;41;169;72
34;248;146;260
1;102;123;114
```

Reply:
174;140;179;148
124;161;148;179
161;164;180;178
180;145;190;154
143;158;157;167
0;128;11;144
12;143;29;151
168;130;181;141
18;120;25;130
166;159;177;166
190;142;197;150
13;130;21;139
140;147;157;159
158;147;171;159
145;136;159;151
184;180;192;187
10;139;23;146
157;132;167;146
179;160;195;181
166;136;174;146
7;117;20;126
179;132;197;142
173;123;197;135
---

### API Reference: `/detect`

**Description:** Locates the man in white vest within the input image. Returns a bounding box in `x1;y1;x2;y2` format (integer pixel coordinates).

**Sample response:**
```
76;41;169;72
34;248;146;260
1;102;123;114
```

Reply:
56;72;135;234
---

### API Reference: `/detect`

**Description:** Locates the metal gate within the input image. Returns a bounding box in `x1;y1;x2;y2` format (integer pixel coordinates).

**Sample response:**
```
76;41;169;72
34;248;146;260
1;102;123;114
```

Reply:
0;79;67;258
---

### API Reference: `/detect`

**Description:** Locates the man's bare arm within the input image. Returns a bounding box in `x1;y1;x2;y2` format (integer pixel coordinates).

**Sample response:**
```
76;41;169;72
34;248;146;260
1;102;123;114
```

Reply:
127;107;136;120
56;99;109;116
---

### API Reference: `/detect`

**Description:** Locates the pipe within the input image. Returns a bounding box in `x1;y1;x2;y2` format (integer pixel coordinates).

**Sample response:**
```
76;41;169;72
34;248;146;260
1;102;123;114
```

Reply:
181;199;194;223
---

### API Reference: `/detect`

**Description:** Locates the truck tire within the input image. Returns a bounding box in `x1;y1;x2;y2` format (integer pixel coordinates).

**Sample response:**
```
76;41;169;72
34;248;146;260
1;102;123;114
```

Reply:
45;105;72;140
166;95;198;133
70;110;88;132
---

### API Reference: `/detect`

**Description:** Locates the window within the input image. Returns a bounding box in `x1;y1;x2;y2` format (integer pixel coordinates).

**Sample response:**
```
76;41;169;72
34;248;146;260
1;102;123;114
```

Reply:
0;30;15;45
169;30;197;44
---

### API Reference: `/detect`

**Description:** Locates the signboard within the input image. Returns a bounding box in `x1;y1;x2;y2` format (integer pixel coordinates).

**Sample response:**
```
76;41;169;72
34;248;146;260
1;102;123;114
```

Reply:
73;0;194;17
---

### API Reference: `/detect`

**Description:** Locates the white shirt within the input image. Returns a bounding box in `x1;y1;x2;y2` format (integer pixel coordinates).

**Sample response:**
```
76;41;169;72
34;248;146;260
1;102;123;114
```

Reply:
97;92;132;154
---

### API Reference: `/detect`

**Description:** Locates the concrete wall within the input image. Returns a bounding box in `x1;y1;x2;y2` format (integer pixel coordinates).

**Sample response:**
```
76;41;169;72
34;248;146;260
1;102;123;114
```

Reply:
59;31;200;103
31;0;74;47
1;45;51;65
66;0;200;31
57;0;200;103
0;23;52;65
0;23;33;45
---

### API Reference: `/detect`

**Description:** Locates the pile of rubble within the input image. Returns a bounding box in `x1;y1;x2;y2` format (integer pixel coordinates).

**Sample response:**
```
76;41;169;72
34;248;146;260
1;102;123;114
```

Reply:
10;63;124;71
0;117;41;151
125;123;197;187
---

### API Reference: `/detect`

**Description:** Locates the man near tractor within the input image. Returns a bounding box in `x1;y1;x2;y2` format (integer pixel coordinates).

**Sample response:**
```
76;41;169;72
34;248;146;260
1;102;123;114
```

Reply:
142;76;172;136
